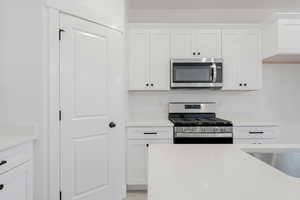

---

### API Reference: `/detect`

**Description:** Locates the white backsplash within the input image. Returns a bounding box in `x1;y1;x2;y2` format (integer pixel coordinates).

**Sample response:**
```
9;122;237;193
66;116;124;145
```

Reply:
128;64;300;143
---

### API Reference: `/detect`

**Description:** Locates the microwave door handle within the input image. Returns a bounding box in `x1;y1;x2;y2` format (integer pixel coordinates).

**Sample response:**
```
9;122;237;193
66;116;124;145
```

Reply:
212;64;217;83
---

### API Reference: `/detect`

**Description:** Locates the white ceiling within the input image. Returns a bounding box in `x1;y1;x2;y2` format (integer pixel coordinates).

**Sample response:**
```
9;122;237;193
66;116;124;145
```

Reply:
128;0;300;10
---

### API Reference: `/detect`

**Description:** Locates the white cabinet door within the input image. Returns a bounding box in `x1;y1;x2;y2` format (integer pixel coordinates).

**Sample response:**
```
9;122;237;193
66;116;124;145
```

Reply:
0;162;33;200
240;31;262;90
127;140;172;187
222;31;242;90
127;140;148;185
194;30;221;58
222;30;262;91
171;31;195;58
60;14;123;200
149;31;171;90
129;31;150;90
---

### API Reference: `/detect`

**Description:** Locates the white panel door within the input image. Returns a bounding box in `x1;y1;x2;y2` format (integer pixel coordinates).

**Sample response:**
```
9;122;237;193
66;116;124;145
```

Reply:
222;30;242;90
195;30;221;58
60;14;122;200
171;31;195;58
149;31;171;90
0;162;33;200
129;31;150;90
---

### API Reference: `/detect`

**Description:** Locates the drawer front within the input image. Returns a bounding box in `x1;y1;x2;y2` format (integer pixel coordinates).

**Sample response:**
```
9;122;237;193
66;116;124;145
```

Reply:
233;127;277;139
127;127;173;139
0;161;33;200
0;143;33;175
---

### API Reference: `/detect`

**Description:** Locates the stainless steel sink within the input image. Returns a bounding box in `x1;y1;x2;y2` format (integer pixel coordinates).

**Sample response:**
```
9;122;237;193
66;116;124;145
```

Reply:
248;152;300;178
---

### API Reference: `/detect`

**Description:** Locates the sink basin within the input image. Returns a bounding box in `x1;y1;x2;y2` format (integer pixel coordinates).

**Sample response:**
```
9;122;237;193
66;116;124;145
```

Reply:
248;152;300;178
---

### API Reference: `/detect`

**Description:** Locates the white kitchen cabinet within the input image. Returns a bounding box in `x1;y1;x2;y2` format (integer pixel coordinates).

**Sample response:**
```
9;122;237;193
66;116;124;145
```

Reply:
0;143;33;200
0;162;33;200
171;31;195;58
222;30;262;90
127;139;172;188
171;30;221;58
129;30;171;91
126;126;173;189
233;126;278;144
263;18;300;63
194;30;221;58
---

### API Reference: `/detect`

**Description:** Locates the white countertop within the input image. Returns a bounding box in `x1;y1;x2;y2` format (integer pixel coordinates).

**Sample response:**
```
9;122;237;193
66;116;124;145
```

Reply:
127;121;174;127
0;124;37;151
148;144;300;200
0;136;36;152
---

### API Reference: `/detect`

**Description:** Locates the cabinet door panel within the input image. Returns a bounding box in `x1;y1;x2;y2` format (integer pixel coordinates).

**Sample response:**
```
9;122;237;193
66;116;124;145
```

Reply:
240;31;262;90
222;31;242;90
171;31;194;58
222;30;262;91
195;30;221;58
129;31;149;90
127;140;172;186
127;141;148;185
149;31;171;90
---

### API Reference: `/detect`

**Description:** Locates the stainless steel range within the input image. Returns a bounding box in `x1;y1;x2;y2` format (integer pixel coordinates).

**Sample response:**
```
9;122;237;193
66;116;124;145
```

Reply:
168;102;233;144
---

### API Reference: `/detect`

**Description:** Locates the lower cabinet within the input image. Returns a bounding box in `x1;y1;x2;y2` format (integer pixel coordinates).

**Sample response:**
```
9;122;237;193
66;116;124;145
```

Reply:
126;126;173;190
233;126;278;144
0;142;33;200
127;140;172;187
0;162;33;200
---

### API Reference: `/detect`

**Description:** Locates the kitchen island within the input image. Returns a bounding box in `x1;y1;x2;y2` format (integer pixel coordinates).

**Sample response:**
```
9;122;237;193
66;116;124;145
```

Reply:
148;144;300;200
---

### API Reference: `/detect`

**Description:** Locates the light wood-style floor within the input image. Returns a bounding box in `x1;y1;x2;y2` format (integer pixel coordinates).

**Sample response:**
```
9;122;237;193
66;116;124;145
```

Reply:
127;191;147;200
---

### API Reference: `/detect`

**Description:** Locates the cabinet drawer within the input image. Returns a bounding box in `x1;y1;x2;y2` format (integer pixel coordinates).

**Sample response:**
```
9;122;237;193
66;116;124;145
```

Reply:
0;143;33;175
0;161;33;200
127;127;173;139
233;127;277;139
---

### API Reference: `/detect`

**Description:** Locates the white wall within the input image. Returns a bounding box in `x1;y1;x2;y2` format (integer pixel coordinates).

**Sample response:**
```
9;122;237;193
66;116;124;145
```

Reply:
128;64;300;144
0;0;47;199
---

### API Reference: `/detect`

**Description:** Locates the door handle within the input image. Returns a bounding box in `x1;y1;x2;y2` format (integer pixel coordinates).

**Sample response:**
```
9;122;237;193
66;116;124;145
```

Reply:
211;63;217;82
109;122;116;128
0;184;4;190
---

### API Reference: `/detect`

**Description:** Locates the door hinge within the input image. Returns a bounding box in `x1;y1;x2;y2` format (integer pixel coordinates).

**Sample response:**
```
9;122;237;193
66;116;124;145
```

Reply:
59;191;62;200
59;29;65;41
59;110;62;121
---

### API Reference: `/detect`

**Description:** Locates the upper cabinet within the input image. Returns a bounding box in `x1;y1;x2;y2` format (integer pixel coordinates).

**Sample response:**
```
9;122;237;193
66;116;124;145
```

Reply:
171;30;221;58
262;19;300;63
129;30;171;91
222;30;262;90
128;26;262;91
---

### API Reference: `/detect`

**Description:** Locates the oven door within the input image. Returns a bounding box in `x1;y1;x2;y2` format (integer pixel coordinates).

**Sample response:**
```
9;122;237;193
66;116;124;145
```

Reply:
171;60;223;88
173;132;233;144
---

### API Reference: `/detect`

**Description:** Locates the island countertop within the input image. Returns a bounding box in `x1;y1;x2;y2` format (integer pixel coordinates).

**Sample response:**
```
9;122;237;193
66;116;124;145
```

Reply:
148;144;300;200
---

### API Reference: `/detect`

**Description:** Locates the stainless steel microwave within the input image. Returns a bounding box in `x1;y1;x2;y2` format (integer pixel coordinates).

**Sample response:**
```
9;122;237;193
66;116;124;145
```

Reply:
170;58;223;88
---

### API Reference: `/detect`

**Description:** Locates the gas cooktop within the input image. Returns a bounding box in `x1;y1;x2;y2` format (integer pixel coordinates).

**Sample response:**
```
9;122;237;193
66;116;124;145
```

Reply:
169;116;233;127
